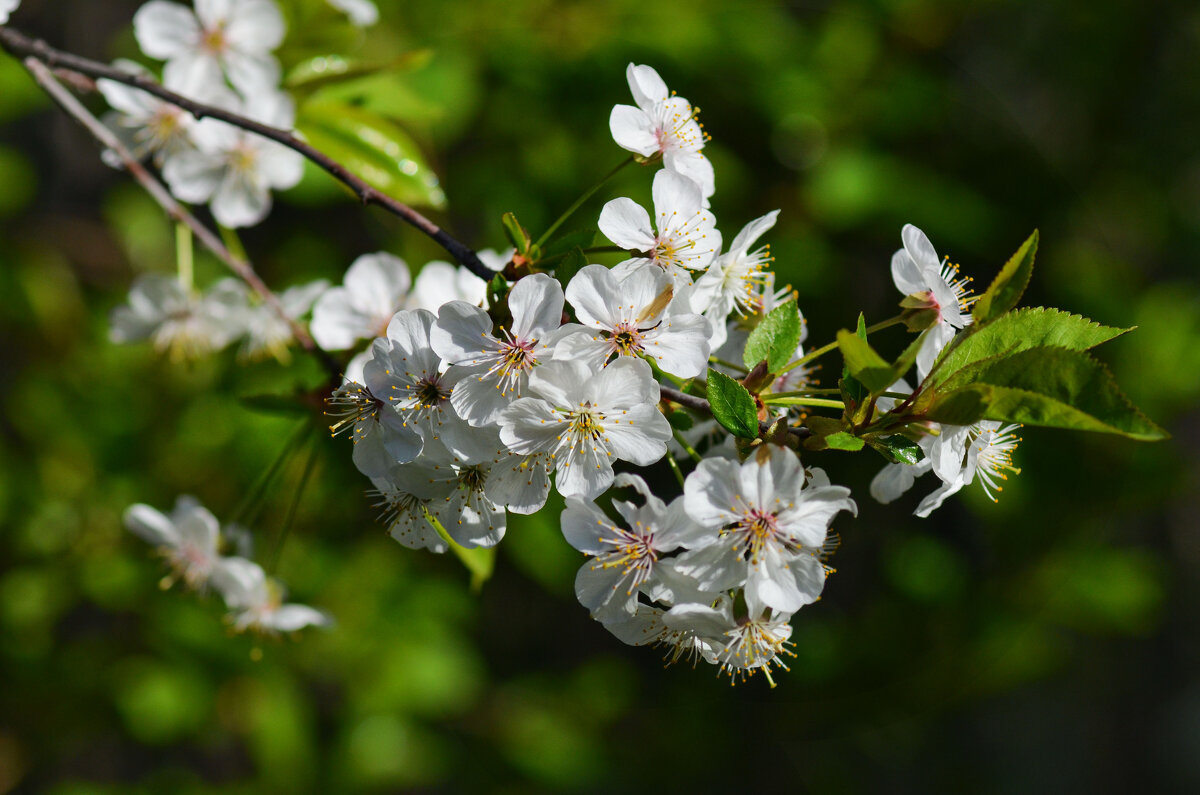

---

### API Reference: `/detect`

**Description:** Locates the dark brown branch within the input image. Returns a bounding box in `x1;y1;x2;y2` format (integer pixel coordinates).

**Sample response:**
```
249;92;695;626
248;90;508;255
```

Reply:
0;25;494;282
21;57;342;380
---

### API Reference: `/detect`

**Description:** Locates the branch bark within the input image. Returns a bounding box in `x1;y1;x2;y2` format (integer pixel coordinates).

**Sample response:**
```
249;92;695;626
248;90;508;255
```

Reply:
20;56;343;380
0;25;495;281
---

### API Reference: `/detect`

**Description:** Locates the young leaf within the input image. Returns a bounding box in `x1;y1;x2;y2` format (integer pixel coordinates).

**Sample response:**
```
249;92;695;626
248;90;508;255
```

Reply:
706;369;760;439
930;347;1167;440
930;307;1131;389
836;329;894;392
876;435;925;465
501;212;532;254
296;101;445;208
824;431;866;451
972;230;1038;323
743;299;801;372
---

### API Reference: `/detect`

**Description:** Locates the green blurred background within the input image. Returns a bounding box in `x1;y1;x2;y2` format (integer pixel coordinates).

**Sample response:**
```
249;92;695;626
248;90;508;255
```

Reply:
2;0;1198;792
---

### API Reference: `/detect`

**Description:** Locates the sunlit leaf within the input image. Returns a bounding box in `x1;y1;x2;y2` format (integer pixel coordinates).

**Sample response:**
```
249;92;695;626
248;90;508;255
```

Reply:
706;369;759;439
743;299;801;373
972;230;1038;324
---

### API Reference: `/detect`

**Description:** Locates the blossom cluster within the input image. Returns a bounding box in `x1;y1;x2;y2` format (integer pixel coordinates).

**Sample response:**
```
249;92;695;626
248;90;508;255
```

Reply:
96;47;1026;676
123;496;331;635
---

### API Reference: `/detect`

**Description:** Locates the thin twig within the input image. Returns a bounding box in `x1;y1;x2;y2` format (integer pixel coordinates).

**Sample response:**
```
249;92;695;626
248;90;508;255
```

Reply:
0;26;493;281
658;384;812;440
21;57;342;379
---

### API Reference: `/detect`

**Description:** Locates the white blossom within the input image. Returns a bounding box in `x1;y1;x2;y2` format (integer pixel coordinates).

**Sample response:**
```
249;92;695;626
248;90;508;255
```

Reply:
498;358;672;500
561;474;708;620
133;0;285;97
162;91;303;228
311;252;412;351
110;273;248;360
557;263;710;378
675;445;856;614
892;224;975;376
326;378;422;479
598;169;721;285
211;557;332;635
609;63;714;202
408;248;508;313
369;459;456;553
431;273;566;427
123;495;224;589
691;210;778;349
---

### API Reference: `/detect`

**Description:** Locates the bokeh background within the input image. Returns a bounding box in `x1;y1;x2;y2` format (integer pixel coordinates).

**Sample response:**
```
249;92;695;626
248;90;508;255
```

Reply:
2;0;1198;792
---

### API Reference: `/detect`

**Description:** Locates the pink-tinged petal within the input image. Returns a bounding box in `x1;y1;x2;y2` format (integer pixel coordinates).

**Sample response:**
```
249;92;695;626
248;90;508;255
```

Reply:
902;223;941;272
133;1;200;60
123;504;180;546
626;63;669;110
508;272;564;340
598;198;656;251
683;457;743;528
224;0;286;51
609;105;660;156
565;264;621;328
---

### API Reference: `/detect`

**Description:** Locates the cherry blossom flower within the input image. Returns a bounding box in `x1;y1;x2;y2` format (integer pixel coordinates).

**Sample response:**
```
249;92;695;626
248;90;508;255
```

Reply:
431;273;566;427
557;263;710;378
211;557;332;635
666;601;796;683
161;90;302;228
609;63;714;202
310;252;411;351
133;0;286;97
109;273;248;360
891;224;975;376
497;358;672;500
691;210;778;348
598;169;721;285
369;459;457;553
238;280;328;361
408;248;509;312
97;59;235;168
326;378;422;479
123;496;224;589
561;473;708;620
675;445;856;614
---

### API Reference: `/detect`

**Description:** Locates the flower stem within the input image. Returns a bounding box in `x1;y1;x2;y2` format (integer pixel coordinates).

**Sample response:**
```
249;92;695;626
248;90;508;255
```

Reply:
665;451;687;488
534;155;633;248
709;356;748;373
176;223;193;293
673;429;703;463
777;314;906;375
760;396;845;409
229;418;311;529
422;508;495;593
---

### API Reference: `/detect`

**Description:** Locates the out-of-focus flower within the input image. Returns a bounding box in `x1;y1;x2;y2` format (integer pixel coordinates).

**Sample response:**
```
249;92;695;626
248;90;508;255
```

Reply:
211;557;332;634
123;496;224;589
311;252;411;351
109;273;248;360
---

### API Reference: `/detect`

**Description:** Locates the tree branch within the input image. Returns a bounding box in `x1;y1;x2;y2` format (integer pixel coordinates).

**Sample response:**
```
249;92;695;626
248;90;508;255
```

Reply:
20;56;343;380
0;25;495;281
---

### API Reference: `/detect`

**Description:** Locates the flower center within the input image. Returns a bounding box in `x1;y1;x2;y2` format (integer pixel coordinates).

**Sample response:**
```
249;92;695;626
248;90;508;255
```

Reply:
326;383;383;441
201;25;229;55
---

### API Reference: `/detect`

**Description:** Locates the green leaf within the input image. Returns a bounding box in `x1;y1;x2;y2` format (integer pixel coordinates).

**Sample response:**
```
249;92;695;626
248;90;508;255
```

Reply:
972;230;1038;324
706;369;760;439
836;329;894;392
930;307;1132;390
877;435;925;464
929;347;1167;440
666;407;695;432
296;101;445;208
285;51;433;93
743;299;801;373
501;212;532;254
824;431;865;451
541;229;596;259
553;247;588;287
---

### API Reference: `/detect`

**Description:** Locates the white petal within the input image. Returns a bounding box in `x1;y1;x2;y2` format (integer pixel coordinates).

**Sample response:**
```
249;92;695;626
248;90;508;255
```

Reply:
652;169;703;219
123;504;181;547
602;404;671;466
508;273;564;341
626;63;669;110
224;0;286;51
133;1;200;60
267;605;332;632
902;223;940;271
729;210;780;257
564;264;621;329
609;105;659;156
598;198;655;251
683;457;742;528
